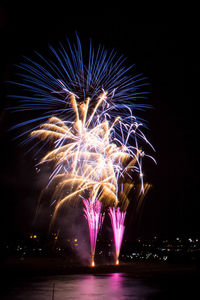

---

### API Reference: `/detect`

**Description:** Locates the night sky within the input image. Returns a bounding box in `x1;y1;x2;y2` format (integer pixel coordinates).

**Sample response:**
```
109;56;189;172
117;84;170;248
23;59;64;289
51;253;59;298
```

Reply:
0;6;199;241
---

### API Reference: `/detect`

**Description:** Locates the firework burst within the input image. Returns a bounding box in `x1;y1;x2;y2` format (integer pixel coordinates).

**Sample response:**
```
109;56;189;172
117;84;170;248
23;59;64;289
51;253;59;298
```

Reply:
29;90;149;219
10;35;155;265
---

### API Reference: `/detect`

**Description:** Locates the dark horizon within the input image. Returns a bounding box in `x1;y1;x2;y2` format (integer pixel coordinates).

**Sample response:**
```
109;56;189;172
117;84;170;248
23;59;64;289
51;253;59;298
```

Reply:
0;7;199;241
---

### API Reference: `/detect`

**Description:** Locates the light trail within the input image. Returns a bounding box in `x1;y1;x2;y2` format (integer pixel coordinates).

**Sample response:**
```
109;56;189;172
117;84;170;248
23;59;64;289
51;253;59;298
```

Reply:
83;197;103;267
109;207;126;265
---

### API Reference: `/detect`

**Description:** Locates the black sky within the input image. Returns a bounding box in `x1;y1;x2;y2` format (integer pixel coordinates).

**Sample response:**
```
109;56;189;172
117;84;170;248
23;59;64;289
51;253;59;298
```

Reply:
0;6;199;240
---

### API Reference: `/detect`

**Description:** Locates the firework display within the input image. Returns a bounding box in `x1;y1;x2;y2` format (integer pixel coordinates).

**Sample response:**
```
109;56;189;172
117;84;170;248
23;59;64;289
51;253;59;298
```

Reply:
30;92;146;219
11;35;154;265
109;207;126;265
83;197;103;266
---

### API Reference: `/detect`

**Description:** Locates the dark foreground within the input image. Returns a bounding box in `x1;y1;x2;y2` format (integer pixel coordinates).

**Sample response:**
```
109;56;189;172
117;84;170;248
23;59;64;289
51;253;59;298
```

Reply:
1;256;199;278
1;258;199;299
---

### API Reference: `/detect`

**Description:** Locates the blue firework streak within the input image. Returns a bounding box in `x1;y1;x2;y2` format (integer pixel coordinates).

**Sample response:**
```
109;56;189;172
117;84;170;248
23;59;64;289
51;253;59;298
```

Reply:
8;35;156;203
9;34;150;133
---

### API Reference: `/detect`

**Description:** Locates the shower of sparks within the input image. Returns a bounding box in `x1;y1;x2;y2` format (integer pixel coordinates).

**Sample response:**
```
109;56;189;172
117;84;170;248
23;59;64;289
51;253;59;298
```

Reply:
10;35;155;263
83;197;103;267
109;207;126;265
29;90;154;221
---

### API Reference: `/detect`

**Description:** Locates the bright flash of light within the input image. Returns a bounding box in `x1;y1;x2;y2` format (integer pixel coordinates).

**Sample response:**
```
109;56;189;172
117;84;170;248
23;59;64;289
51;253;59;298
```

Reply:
91;261;95;267
30;91;149;220
83;197;103;267
109;207;126;265
10;35;155;233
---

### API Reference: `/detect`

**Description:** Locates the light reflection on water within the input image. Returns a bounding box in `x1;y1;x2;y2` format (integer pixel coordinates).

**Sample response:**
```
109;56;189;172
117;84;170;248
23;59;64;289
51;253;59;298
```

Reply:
3;273;159;299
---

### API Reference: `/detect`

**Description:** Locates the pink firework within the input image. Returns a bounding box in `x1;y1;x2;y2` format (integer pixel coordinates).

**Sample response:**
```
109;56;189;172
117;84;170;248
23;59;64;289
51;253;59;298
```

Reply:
83;198;103;267
109;207;126;265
